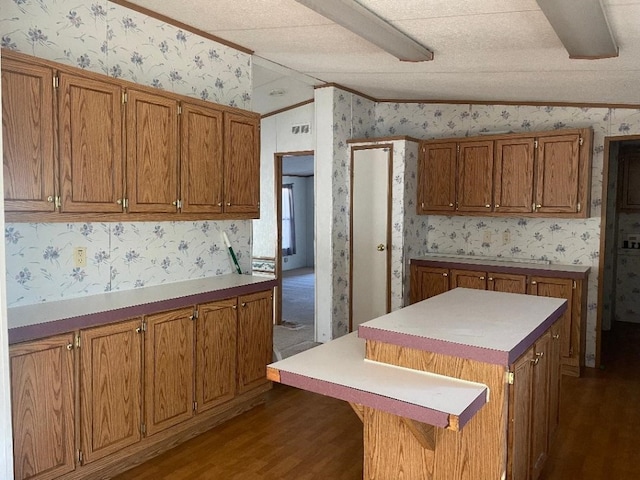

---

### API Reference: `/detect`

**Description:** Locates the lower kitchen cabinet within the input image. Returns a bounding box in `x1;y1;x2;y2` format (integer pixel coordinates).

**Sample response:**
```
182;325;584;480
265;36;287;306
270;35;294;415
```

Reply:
8;287;274;480
144;307;195;437
409;266;449;303
79;319;142;464
508;328;555;480
237;290;274;394
196;298;238;412
450;268;487;289
488;272;527;294
10;333;76;480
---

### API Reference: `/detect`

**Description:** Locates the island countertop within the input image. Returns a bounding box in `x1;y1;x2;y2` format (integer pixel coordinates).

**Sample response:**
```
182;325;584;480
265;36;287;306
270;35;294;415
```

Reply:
358;288;567;366
8;274;277;344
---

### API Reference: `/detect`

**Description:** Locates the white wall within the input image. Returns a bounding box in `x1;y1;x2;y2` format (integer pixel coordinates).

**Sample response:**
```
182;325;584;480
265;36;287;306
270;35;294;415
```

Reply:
281;175;314;271
253;103;314;259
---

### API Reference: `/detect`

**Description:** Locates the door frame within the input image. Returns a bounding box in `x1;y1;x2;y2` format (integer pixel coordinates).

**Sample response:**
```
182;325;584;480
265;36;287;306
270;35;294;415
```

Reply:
348;144;393;332
596;133;640;367
274;150;314;326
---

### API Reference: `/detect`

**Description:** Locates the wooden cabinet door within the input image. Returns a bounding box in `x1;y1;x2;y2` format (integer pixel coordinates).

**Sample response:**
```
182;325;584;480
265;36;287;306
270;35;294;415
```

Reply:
418;142;456;213
548;321;562;442
80;319;142;464
488;272;527;294
494;138;535;213
409;266;449;304
530;330;551;480
507;346;533;480
196;298;237;413
223;112;260;215
10;334;75;480
126;89;179;213
456;140;494;213
620;152;640;210
528;277;573;359
180;102;224;214
237;290;273;394
450;268;487;290
144;308;195;436
59;73;124;212
2;58;56;212
534;134;580;214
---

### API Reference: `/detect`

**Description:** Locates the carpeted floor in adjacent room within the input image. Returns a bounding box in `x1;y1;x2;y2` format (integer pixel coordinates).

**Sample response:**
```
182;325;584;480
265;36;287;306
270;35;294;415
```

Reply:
273;267;321;360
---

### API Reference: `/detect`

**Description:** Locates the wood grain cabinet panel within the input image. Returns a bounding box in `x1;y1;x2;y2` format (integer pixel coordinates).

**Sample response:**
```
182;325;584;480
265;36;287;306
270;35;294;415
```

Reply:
487;272;527;294
1;58;56;212
494;138;535;214
196;298;237;412
456;140;494;213
507;346;533;480
58;73;124;213
409;266;449;304
548;322;562;442
534;133;581;214
620;151;640;210
80;319;142;464
144;307;195;436
417;142;457;213
180;102;224;214
450;269;487;290
224;112;260;215
530;330;551;480
237;290;273;394
126;89;179;214
10;334;75;480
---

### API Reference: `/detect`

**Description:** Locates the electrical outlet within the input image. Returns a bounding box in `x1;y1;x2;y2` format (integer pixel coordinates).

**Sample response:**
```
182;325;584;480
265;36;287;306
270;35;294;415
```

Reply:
74;247;87;268
503;230;511;245
483;230;491;244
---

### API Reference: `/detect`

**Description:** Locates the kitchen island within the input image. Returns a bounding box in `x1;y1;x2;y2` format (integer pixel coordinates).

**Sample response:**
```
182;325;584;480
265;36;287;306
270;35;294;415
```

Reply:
268;288;567;480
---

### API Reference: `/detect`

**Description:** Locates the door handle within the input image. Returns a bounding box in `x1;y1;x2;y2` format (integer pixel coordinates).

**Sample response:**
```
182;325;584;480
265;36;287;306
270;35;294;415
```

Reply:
377;244;386;251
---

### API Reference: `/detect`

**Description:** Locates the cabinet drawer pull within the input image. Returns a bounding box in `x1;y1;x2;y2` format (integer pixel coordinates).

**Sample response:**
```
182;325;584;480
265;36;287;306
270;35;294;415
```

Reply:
531;357;539;366
536;352;544;358
553;334;560;340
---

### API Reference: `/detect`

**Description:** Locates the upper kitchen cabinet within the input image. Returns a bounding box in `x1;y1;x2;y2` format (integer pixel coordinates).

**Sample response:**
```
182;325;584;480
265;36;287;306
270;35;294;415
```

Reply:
126;88;180;214
456;140;494;213
417;141;457;213
58;72;124;213
224;112;260;215
619;148;640;211
1;57;56;213
494;137;535;214
418;128;592;218
2;49;261;222
534;131;590;215
180;102;224;214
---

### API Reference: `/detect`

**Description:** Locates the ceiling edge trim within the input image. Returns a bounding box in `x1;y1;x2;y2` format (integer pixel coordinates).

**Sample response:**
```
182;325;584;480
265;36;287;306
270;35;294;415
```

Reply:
108;0;254;55
261;98;314;119
315;83;378;102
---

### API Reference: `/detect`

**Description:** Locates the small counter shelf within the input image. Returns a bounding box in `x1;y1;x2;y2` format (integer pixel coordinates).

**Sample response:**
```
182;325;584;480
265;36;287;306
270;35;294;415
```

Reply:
269;288;567;480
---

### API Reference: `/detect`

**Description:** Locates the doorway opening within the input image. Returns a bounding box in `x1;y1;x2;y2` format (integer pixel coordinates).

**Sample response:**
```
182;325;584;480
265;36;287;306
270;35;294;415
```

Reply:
598;135;640;368
272;151;319;360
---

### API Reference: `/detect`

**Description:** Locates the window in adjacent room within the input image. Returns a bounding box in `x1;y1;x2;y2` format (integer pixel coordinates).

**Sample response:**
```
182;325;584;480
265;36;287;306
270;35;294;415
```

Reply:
282;183;296;256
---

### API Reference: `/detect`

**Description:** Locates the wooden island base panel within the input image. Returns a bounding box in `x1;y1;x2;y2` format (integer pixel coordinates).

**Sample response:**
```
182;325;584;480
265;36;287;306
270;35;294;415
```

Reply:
268;288;568;480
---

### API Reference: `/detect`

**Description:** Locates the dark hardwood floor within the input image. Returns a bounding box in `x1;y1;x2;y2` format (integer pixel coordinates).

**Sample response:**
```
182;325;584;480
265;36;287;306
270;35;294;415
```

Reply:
114;322;640;480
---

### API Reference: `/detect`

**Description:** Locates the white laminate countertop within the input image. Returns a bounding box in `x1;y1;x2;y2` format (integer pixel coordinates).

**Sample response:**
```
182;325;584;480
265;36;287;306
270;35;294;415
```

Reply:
8;274;276;342
358;288;566;366
411;254;590;276
268;332;488;430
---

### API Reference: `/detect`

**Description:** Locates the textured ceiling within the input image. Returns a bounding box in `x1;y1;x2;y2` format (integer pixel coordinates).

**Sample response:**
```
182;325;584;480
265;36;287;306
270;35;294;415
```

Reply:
124;0;640;114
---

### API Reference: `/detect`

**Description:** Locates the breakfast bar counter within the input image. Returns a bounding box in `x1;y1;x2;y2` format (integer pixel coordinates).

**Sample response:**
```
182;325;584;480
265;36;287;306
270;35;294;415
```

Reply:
268;288;567;480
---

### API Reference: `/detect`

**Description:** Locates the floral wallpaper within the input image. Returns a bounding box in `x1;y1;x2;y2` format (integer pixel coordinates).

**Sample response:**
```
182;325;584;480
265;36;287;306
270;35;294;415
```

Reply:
1;0;255;307
0;0;252;109
4;220;252;307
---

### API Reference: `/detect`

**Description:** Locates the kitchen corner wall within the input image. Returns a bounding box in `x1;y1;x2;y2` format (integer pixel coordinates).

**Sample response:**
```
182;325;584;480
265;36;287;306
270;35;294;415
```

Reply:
375;103;640;367
1;0;253;307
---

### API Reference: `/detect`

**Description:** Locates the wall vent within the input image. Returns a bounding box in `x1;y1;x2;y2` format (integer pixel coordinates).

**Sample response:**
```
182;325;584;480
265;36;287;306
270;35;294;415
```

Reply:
291;123;311;135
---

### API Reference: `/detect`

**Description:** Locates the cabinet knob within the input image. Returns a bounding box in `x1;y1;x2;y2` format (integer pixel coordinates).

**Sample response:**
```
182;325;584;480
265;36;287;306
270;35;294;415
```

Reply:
536;204;542;208
488;277;494;281
218;202;222;207
485;204;491;208
443;273;448;277
553;334;560;340
531;281;537;285
495;204;500;208
479;276;485;280
536;352;544;358
531;357;540;366
66;343;73;351
241;302;247;307
227;202;231;206
135;327;142;334
377;244;386;251
449;203;454;207
172;200;178;206
117;199;122;205
47;195;54;203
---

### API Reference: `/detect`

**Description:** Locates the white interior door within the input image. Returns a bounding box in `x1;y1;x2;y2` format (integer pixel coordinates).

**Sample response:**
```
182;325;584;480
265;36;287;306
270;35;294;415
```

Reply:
351;147;390;331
